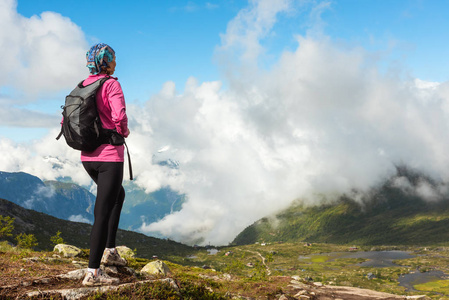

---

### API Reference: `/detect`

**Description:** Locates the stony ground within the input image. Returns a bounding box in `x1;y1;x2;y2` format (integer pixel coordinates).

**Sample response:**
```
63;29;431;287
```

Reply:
0;249;433;300
0;251;140;299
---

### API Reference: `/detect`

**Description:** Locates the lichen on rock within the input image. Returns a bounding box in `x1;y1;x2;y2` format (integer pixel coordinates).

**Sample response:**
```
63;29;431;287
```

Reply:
53;244;82;258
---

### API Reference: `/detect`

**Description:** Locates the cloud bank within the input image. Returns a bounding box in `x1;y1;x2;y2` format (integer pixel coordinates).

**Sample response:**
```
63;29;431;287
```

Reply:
132;1;449;245
2;0;449;245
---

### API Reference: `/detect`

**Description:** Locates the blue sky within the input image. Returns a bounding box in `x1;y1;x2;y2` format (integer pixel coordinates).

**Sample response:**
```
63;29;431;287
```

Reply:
324;0;448;82
2;0;449;143
16;0;240;101
14;0;449;89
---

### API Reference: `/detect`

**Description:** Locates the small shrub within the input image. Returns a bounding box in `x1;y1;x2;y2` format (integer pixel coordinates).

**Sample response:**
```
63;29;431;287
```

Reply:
0;240;14;252
0;215;14;238
16;233;38;250
223;259;244;274
248;261;267;281
50;230;64;246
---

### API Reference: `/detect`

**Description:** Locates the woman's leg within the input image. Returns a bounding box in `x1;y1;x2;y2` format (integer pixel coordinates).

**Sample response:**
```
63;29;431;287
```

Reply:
83;161;124;269
105;185;125;248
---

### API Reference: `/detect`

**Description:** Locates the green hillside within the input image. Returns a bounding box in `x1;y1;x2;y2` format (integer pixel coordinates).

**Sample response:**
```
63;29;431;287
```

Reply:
233;171;449;246
0;198;193;260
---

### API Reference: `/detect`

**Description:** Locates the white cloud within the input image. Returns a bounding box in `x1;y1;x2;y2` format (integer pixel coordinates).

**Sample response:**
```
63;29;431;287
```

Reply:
217;0;292;64
205;3;219;10
23;198;36;210
0;106;59;127
0;0;87;133
391;176;446;202
35;184;55;198
68;214;91;224
391;176;414;194
0;133;92;186
415;180;440;202
133;1;449;245
0;0;87;96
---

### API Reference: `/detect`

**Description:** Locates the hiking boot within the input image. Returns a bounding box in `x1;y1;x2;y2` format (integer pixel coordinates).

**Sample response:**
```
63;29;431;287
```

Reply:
82;269;119;286
101;249;128;267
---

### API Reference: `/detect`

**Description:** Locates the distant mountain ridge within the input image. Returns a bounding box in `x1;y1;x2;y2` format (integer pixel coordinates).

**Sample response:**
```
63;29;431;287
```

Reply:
0;171;184;236
0;171;94;223
120;183;184;232
233;167;449;246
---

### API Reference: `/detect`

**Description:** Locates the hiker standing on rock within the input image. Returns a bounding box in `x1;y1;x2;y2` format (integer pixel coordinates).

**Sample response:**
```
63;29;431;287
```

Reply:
80;43;130;286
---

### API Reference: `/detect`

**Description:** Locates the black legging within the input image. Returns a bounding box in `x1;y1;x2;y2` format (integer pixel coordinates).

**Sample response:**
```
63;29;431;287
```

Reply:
82;161;125;269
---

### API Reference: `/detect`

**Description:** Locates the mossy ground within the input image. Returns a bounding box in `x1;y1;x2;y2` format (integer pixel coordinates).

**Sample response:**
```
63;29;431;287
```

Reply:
414;280;449;294
2;240;449;299
175;242;449;299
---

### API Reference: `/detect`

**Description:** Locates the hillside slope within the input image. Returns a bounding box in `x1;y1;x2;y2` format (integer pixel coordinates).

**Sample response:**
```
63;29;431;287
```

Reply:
0;198;193;259
233;169;449;246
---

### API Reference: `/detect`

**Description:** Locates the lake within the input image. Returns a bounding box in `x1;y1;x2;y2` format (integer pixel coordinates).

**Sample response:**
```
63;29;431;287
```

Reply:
299;250;415;267
299;250;449;291
398;270;447;291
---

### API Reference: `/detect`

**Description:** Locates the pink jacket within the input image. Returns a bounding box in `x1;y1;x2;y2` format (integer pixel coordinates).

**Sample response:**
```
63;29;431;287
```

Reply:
80;74;129;162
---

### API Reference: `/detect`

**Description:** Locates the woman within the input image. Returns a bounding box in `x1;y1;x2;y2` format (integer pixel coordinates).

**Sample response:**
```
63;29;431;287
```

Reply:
81;43;130;286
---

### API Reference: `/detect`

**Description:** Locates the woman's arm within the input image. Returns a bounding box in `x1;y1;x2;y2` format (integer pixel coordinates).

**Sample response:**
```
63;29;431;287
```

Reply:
106;80;129;137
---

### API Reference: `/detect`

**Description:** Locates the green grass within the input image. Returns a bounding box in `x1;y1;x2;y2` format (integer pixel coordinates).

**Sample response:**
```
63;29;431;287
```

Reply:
87;278;227;300
0;240;15;252
414;280;449;294
233;190;449;247
175;242;449;298
310;255;330;263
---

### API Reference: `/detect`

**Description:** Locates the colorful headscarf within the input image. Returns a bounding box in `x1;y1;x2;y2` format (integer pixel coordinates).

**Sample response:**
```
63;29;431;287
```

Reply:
86;43;115;75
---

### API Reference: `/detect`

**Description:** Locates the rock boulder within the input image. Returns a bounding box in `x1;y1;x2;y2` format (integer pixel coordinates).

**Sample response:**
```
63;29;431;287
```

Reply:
53;244;82;258
141;260;171;276
116;245;135;258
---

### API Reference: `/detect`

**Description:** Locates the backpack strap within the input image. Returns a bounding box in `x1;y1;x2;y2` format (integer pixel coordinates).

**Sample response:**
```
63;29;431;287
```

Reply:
56;129;63;140
124;141;133;180
77;77;110;89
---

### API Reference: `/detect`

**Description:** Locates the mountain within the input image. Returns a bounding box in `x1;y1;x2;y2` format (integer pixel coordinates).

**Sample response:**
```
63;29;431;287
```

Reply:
119;183;184;231
0;171;94;223
233;167;449;246
0;197;193;258
0;171;184;235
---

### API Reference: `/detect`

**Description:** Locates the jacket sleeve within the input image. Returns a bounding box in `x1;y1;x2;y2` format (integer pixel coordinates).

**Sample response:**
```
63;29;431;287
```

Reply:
105;80;129;137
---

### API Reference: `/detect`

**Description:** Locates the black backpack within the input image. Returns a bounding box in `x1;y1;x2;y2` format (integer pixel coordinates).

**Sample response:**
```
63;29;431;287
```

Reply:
56;78;133;180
